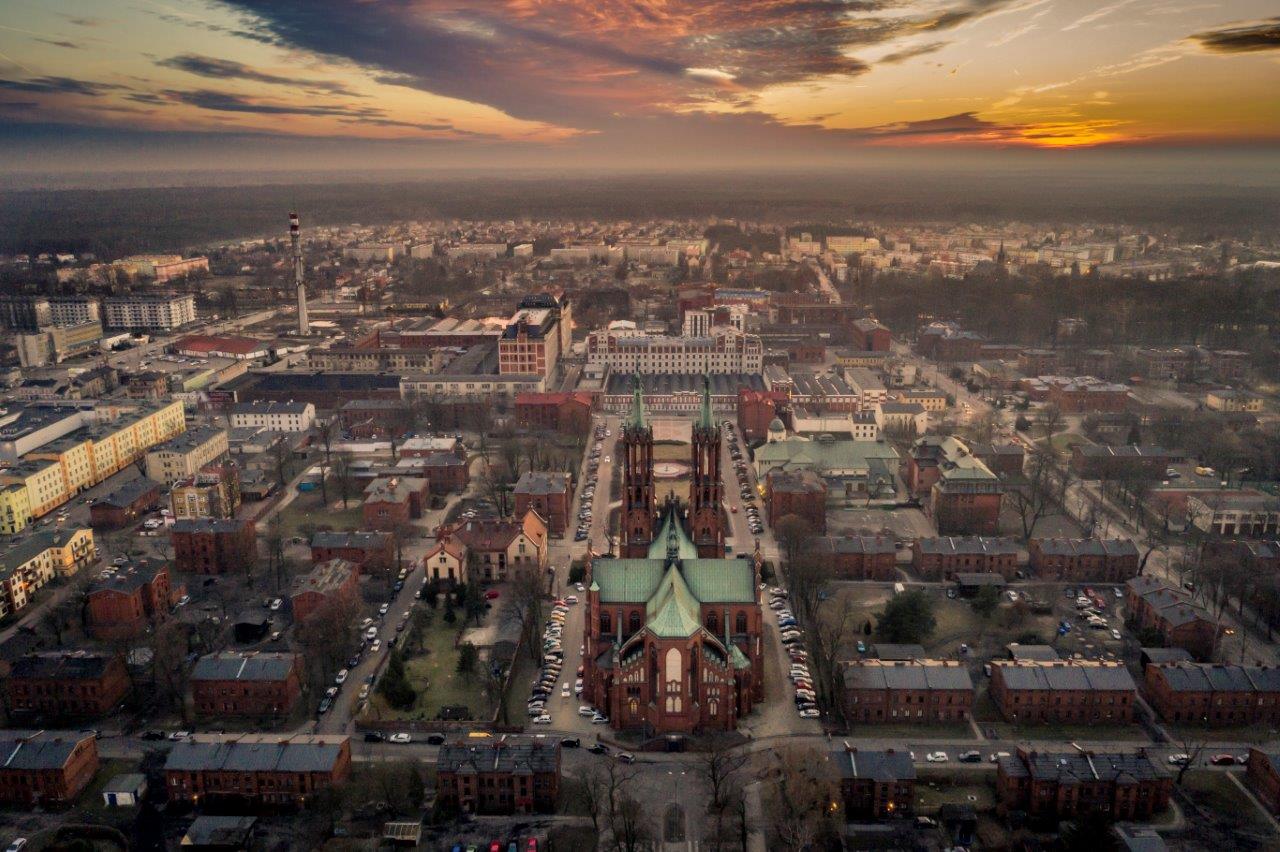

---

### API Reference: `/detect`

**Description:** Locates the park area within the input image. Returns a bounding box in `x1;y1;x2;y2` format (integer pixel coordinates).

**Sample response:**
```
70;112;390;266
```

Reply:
275;489;365;540
361;616;489;722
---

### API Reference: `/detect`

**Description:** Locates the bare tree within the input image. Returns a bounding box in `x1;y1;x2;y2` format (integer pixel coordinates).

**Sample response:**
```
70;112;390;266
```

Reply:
1008;448;1058;540
316;417;339;504
503;570;547;664
773;513;814;567
787;550;832;627
332;452;358;509
696;736;750;843
763;746;840;852
809;602;856;717
1038;403;1064;442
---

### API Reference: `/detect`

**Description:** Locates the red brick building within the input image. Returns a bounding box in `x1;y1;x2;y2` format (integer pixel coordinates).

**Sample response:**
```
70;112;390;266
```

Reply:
362;476;430;531
1245;749;1280;814
1028;538;1140;583
310;530;393;572
0;731;100;807
88;477;162;529
190;652;304;718
164;735;352;806
908;437;1004;536
1144;662;1280;726
816;536;898;580
1017;349;1059;375
436;737;561;815
514;391;594;434
6;652;131;720
912;537;1019;580
416;454;470;494
1046;379;1130;413
290;558;359;624
86;558;181;640
736;388;788;443
1070;445;1178;479
765;469;827;534
831;747;915;819
337;399;411;439
1125;576;1220;661
967;443;1025;478
513;471;573;537
171;518;258;575
852;318;892;352
996;748;1171;820
841;660;973;723
989;661;1136;724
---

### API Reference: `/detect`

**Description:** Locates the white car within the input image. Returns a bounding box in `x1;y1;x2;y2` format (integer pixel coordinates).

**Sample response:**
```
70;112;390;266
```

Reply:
1111;629;1122;640
591;714;608;724
926;752;949;763
370;640;382;653
799;708;821;718
533;714;552;725
561;684;571;698
566;595;579;605
578;705;596;717
389;733;412;744
365;627;379;641
1167;753;1190;766
335;669;348;684
175;595;190;607
270;598;283;611
359;685;370;700
379;603;390;616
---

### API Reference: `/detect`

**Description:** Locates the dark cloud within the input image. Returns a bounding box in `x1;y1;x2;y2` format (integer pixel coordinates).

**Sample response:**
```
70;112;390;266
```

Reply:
35;39;81;50
879;41;949;64
161;89;381;117
0;76;119;96
1189;18;1280;54
216;0;1025;127
849;111;1008;138
157;53;359;95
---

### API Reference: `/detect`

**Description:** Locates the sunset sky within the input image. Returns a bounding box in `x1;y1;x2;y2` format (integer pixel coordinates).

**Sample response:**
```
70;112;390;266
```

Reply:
0;0;1277;173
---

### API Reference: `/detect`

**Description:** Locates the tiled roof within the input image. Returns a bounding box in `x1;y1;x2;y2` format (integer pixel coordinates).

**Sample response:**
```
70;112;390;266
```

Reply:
311;530;389;550
917;536;1017;556
994;661;1135;692
164;735;347;774
10;651;115;680
842;660;973;691
514;472;571;495
438;737;559;775
999;750;1166;783
191;652;298;682
1034;538;1138;558
0;731;95;769
831;748;915;782
820;536;897;556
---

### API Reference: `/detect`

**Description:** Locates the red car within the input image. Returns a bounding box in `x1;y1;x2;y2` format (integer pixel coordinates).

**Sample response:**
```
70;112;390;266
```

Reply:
1210;754;1236;766
485;589;500;600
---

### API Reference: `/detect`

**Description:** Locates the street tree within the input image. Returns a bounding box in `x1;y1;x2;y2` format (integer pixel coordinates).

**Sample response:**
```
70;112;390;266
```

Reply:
875;589;936;644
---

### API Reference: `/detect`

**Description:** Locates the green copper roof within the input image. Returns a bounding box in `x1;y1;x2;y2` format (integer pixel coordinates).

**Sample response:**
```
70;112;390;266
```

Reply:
729;644;751;670
646;565;702;638
682;560;757;603
593;559;666;602
698;373;714;431
625;374;647;431
648;508;699;561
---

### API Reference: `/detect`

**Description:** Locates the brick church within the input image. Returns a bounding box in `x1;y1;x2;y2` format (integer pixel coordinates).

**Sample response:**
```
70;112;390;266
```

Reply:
582;378;763;735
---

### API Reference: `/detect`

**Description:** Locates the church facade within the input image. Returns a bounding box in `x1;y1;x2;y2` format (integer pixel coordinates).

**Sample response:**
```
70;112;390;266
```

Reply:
583;379;763;735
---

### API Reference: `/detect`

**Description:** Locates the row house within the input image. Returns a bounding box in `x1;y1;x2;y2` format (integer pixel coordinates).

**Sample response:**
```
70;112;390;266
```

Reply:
1125;576;1220;661
996;748;1171;821
85;558;181;640
190;652;304;718
912;537;1019;581
171;518;258;575
0;731;100;807
815;536;898;581
513;392;594;435
989;661;1136;724
1070;445;1178;480
436;737;561;815
841;659;974;723
164;735;352;806
831;747;915;820
1144;662;1280;726
6;651;131;720
1028;538;1140;583
290;558;359;623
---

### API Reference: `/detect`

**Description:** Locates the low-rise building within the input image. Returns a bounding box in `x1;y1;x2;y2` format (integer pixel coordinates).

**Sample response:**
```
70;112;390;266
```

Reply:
842;659;973;723
1186;491;1280;538
831;746;915;819
1070;445;1177;479
1144;662;1280;726
514;391;594;434
765;469;827;533
815;536;898;580
436;737;561;815
170;465;241;519
229;401;316;432
443;510;549;583
164;734;352;806
171;517;257;575
361;476;430;531
1125;576;1220;660
513;472;573;537
989;661;1136;723
190;652;304;718
310;530;393;572
423;537;467;584
143;426;229;485
6;651;131;719
1028;538;1140;583
290;558;359;623
0;527;97;619
1205;389;1263;413
996;748;1171;820
0;730;100;806
88;477;161;529
85;558;180;640
912;537;1018;580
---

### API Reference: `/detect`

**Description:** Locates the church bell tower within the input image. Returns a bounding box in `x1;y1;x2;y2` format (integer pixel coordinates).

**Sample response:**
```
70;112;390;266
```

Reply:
689;375;724;558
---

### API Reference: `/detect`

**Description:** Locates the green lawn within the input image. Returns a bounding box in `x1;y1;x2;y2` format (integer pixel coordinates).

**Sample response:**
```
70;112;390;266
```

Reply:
1181;770;1275;834
1168;723;1280;745
1045;432;1094;453
914;770;996;814
848;722;975;740
363;618;487;721
969;691;1150;743
75;758;138;815
276;492;365;538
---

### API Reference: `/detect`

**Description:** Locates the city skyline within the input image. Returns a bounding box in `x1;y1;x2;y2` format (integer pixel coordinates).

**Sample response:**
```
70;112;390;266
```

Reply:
0;0;1277;174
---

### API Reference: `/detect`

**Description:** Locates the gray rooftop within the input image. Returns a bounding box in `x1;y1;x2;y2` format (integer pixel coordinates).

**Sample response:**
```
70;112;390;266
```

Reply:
830;748;916;782
0;730;96;770
164;735;347;774
437;737;559;775
191;652;298;683
843;660;974;692
514;471;572;495
994;662;1136;693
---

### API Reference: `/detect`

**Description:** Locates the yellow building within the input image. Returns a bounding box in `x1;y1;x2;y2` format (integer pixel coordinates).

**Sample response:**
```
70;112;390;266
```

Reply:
0;484;32;536
144;426;229;485
43;526;96;577
0;458;69;519
0;527;92;617
28;435;96;498
894;388;949;413
1205;389;1263;413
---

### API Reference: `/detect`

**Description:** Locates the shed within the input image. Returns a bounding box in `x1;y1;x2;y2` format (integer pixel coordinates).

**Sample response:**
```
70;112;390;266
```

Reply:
102;772;147;807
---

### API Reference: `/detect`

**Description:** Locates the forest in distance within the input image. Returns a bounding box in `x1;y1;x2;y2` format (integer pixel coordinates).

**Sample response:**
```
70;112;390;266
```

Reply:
3;169;1280;258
